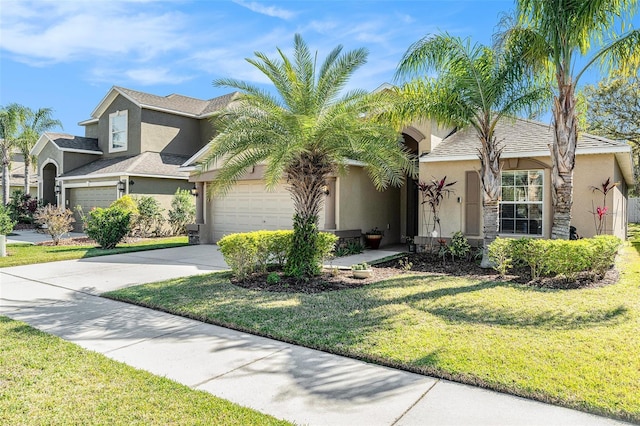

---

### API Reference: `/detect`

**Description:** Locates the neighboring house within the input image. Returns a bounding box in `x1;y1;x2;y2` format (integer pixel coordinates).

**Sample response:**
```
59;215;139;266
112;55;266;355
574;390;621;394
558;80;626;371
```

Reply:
31;86;236;230
422;118;633;242
186;116;633;245
7;154;38;197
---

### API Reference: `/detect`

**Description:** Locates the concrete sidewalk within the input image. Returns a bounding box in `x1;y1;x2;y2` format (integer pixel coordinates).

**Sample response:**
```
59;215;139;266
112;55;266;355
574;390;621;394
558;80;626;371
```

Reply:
0;245;628;425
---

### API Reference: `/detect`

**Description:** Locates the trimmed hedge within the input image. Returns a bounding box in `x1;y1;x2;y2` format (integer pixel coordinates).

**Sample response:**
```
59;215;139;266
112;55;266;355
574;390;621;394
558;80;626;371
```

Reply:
488;235;622;281
218;230;338;279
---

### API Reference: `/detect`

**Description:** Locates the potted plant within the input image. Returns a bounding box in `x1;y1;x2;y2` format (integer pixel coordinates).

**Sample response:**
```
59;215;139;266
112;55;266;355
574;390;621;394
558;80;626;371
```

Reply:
405;235;416;253
364;227;383;249
351;262;373;279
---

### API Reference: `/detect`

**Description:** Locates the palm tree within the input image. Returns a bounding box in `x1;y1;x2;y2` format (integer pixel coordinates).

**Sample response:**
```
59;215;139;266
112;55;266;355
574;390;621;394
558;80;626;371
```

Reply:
18;107;62;193
201;34;416;279
507;0;640;239
394;34;549;267
0;104;27;205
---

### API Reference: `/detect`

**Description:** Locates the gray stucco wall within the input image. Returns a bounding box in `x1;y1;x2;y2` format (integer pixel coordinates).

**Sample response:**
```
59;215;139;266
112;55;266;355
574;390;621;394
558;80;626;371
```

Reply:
129;177;192;212
97;95;141;158
63;152;102;174
38;142;63;173
84;122;99;138
141;109;205;155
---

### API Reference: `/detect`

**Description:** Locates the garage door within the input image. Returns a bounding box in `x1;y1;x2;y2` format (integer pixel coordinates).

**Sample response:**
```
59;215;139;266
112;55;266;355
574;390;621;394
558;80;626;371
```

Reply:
210;182;326;242
69;187;118;230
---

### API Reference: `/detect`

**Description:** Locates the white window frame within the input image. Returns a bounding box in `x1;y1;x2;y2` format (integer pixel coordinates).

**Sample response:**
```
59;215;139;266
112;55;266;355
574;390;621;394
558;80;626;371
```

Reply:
109;110;128;153
499;169;544;236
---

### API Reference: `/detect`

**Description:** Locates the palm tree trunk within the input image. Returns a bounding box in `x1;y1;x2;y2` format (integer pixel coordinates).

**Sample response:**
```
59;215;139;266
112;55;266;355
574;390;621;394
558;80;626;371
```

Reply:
23;154;31;195
284;152;332;279
1;147;10;205
479;133;502;268
550;83;577;240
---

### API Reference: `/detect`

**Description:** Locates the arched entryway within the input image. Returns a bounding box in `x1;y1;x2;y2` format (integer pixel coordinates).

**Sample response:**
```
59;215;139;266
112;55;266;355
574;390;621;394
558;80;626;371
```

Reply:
41;162;58;206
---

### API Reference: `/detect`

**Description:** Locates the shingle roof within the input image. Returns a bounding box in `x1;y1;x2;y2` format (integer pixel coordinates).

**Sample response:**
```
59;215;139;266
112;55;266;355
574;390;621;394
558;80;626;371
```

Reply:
115;86;236;118
47;133;101;153
424;118;630;161
61;151;190;179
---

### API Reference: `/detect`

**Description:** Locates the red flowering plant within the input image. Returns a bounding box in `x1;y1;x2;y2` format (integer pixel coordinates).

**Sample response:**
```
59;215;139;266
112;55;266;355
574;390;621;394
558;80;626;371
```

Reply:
590;178;618;235
418;176;456;251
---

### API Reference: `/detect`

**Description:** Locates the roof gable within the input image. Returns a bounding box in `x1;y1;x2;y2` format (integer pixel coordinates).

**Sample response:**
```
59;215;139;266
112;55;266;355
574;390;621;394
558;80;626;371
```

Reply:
86;86;238;122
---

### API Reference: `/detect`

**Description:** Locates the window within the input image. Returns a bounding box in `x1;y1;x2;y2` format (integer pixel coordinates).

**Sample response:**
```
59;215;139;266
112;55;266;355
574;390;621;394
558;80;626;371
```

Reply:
499;170;543;235
109;110;127;152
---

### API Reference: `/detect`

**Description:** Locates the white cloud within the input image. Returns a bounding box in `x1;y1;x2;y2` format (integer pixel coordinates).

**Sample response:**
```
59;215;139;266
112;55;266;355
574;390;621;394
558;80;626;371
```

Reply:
125;68;193;85
232;0;296;20
0;1;189;64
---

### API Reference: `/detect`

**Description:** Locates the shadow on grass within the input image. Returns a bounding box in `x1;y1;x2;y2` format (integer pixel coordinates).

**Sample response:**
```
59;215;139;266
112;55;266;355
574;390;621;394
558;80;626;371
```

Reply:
425;303;628;329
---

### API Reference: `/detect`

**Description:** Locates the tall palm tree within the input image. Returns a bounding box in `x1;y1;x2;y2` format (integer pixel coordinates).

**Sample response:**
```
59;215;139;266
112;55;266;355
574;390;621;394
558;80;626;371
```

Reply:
18;107;62;193
507;0;640;239
0;104;27;205
201;34;416;279
394;34;549;267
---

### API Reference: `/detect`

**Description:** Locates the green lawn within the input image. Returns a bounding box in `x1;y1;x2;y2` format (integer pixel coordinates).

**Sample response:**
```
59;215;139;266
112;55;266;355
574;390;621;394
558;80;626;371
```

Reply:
106;224;640;423
0;236;188;268
0;316;289;425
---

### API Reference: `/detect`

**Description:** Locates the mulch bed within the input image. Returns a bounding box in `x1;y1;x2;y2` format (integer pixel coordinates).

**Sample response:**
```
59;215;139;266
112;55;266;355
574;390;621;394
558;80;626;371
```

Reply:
231;252;620;293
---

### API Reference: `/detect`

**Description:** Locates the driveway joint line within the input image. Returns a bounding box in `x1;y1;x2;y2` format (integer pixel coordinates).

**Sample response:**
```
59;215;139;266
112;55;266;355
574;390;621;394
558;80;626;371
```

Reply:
390;379;440;426
191;346;289;389
0;271;98;297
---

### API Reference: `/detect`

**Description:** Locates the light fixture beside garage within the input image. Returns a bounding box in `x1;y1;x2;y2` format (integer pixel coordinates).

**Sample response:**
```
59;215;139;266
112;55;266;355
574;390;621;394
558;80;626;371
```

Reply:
190;184;198;197
117;180;126;193
54;183;61;195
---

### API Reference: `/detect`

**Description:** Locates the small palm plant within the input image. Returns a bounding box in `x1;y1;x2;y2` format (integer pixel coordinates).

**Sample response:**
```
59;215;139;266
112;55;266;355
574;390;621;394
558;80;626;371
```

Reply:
200;34;416;281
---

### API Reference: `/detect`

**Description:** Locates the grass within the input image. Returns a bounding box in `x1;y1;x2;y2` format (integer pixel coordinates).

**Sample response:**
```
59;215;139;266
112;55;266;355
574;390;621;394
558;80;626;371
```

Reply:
0;316;290;425
0;236;188;267
105;224;640;423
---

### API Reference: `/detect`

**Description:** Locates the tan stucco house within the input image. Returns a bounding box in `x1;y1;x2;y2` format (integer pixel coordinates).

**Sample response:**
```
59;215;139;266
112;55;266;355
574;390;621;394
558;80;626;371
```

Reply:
421;118;634;242
186;116;633;246
31;86;236;229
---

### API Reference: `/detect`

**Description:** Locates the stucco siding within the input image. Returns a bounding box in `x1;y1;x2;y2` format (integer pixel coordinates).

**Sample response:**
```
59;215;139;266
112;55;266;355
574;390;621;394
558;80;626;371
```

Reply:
97;95;141;157
141;109;204;155
129;177;193;213
63;152;101;174
337;167;401;245
38;142;63;173
84;122;99;139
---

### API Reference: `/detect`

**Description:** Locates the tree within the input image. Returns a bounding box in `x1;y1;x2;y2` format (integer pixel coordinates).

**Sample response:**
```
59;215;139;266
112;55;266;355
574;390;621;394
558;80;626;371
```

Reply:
17;107;62;193
584;73;640;193
394;34;549;267
507;0;640;239
201;34;415;280
0;104;27;205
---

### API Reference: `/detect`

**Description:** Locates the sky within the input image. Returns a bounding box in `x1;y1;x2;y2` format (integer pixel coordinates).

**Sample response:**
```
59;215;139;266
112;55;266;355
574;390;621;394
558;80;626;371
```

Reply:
1;0;638;136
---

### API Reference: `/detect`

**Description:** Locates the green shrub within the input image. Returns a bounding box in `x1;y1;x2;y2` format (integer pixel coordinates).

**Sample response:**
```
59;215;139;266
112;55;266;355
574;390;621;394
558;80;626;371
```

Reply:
33;205;75;245
589;235;623;275
134;196;165;237
111;195;139;237
85;207;131;249
488;235;623;283
8;190;39;224
266;272;281;285
218;229;337;279
0;204;16;235
449;231;471;259
168;189;195;236
488;237;513;276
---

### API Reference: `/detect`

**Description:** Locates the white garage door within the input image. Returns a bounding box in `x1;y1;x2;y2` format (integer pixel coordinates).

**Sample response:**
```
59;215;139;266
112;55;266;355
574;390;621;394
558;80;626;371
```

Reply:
211;182;293;242
70;187;117;213
210;182;326;242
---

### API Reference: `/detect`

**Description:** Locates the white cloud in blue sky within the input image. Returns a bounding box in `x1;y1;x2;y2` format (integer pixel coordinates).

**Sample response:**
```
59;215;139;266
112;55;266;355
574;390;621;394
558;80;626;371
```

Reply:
1;0;636;135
